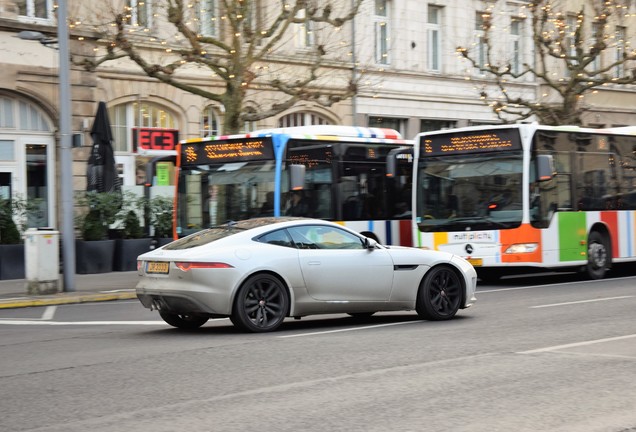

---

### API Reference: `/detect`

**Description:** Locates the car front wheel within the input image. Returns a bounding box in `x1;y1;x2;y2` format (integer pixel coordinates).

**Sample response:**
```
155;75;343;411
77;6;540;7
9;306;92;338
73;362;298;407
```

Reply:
159;311;209;329
416;266;462;321
231;274;289;333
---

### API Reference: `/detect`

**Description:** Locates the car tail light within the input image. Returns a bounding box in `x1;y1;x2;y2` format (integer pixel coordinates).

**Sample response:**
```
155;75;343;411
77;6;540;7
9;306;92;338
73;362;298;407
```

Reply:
175;262;234;272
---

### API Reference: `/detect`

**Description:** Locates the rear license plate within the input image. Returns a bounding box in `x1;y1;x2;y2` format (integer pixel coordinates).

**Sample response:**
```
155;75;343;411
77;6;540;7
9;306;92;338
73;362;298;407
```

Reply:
147;261;169;274
467;258;483;266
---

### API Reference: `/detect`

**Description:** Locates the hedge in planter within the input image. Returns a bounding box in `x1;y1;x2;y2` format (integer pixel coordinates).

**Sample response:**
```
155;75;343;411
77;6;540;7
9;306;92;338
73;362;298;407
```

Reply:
0;198;25;280
114;210;152;271
75;191;121;274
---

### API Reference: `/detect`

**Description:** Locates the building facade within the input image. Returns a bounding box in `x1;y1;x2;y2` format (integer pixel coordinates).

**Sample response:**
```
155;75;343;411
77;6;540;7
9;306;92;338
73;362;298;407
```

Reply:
1;0;635;232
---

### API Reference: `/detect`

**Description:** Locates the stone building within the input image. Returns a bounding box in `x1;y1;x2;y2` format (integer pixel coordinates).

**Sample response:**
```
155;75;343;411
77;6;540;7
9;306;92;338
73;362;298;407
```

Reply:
1;0;635;231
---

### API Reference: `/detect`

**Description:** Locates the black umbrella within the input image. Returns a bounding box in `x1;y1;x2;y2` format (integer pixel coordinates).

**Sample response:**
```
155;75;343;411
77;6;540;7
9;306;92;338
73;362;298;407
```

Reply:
87;101;120;193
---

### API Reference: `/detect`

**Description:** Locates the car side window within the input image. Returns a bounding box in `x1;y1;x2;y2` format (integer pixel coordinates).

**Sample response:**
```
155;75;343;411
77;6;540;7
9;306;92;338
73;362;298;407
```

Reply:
288;225;365;250
256;229;295;248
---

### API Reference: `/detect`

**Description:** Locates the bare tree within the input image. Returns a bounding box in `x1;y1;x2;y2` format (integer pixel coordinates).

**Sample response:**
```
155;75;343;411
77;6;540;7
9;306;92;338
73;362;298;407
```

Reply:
77;0;363;134
457;0;636;125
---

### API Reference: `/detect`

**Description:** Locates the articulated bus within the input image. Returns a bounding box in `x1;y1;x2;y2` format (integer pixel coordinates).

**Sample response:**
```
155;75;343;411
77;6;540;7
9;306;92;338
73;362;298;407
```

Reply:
174;125;413;245
412;124;636;281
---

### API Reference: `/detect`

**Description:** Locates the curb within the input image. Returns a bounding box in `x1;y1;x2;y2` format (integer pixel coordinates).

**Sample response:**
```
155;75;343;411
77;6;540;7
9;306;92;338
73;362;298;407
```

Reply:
0;292;137;309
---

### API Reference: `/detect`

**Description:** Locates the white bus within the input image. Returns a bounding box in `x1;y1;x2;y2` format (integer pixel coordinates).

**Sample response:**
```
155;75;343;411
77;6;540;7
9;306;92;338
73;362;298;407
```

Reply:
412;124;636;281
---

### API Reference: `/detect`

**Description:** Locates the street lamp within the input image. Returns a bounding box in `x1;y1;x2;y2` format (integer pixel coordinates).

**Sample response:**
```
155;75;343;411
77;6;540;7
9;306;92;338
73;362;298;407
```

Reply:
17;0;76;292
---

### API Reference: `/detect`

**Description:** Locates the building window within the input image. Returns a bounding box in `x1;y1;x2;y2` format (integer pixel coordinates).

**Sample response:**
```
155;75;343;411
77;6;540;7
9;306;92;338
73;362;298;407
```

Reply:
420;119;456;132
564;15;577;77
201;106;220;137
17;0;53;22
615;26;626;78
295;9;315;49
591;22;602;72
198;0;218;37
510;17;523;75
374;0;390;65
278;112;330;128
127;0;152;29
368;116;405;135
475;11;489;74
109;102;176;153
427;5;442;72
0;97;50;132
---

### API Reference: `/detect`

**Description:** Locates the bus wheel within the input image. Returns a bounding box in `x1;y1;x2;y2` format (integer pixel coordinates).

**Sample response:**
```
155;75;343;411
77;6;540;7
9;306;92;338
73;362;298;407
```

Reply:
586;231;610;280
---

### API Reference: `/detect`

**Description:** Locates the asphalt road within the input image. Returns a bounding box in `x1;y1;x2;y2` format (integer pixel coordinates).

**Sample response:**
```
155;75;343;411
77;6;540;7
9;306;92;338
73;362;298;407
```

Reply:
1;271;635;432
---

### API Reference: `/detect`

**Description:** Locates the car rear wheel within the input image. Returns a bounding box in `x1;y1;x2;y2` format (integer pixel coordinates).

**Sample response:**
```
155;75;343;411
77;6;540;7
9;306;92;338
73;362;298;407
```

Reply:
416;265;462;321
159;311;209;329
231;274;289;333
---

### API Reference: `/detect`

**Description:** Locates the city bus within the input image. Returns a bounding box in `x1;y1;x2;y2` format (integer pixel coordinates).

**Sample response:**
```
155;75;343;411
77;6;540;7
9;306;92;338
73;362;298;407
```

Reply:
412;124;636;281
174;125;414;245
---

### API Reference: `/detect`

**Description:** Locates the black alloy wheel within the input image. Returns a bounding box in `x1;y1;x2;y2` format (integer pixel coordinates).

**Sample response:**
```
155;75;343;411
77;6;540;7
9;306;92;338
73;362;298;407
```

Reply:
231;274;289;333
416;265;462;321
586;231;610;280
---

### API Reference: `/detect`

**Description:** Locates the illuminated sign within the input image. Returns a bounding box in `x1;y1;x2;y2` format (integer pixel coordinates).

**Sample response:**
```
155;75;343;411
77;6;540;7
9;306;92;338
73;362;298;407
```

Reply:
180;137;275;166
133;128;179;152
287;147;333;167
421;129;521;156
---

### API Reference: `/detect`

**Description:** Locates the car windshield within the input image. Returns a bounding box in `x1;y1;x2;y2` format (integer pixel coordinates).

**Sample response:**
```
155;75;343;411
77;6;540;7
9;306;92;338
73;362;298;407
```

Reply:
164;217;302;250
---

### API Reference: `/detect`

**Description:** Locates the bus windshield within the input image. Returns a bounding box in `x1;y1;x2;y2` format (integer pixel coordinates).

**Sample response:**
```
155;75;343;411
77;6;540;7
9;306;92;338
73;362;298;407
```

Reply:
177;160;279;237
416;151;523;231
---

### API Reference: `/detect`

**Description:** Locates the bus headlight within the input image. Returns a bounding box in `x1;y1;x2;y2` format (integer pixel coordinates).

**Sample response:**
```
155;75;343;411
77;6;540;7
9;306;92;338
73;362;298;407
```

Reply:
504;243;538;254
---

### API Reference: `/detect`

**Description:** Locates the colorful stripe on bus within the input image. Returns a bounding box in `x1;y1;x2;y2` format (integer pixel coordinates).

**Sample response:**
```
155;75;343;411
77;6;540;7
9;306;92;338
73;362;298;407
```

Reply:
414;210;636;267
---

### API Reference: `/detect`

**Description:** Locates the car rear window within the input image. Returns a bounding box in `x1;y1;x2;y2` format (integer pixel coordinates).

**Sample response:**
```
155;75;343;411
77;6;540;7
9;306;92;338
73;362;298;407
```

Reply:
164;217;302;250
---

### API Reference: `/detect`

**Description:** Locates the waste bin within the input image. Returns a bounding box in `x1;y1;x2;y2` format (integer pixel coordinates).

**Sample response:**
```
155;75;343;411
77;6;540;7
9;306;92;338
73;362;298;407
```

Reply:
24;228;60;295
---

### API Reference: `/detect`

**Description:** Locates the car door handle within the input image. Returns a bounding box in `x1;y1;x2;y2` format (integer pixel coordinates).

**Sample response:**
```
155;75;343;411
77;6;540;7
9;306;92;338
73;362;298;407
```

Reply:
307;261;321;266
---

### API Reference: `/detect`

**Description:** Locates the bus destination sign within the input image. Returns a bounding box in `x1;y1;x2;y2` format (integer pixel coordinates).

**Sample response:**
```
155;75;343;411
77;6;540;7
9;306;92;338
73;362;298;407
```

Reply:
421;129;521;156
180;137;275;166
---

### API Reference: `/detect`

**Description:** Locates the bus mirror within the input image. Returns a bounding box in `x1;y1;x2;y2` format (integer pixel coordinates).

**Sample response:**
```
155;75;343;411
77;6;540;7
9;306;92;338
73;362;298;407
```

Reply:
386;147;412;178
387;155;396;178
537;155;555;182
289;164;306;190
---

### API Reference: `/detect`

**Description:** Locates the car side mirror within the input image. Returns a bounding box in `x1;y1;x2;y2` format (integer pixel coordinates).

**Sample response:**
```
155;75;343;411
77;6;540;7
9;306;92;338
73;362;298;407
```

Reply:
364;237;378;250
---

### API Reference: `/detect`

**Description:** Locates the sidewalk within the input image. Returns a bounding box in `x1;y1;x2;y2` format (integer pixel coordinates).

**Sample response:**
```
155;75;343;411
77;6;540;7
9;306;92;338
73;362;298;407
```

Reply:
0;271;139;309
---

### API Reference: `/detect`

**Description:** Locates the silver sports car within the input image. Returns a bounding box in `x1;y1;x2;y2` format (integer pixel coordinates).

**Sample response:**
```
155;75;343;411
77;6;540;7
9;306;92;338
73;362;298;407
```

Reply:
136;217;477;332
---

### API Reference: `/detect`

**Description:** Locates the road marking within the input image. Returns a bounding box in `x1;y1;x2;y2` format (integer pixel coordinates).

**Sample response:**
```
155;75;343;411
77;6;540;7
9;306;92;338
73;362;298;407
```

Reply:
530;295;634;309
478;275;636;293
41;305;56;320
518;334;636;354
0;320;166;326
278;321;414;338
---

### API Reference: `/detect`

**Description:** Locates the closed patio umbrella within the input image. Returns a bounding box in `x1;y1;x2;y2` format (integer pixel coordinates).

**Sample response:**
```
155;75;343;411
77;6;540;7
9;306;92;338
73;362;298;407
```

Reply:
87;101;120;194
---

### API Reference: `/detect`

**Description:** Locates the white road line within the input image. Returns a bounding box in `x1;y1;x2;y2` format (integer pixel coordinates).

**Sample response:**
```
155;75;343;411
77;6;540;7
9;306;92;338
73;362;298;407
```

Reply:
530;295;634;308
278;321;414;338
518;334;636;354
41;305;57;320
0;320;167;326
478;275;636;294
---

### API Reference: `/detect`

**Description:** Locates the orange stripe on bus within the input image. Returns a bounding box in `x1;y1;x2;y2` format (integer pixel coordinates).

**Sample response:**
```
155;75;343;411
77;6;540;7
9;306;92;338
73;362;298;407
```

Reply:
500;223;542;263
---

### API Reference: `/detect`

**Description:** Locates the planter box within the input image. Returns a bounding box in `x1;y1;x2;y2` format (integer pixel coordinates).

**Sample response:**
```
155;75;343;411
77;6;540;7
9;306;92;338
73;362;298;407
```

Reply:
153;237;174;249
114;238;153;271
0;244;25;280
75;239;116;274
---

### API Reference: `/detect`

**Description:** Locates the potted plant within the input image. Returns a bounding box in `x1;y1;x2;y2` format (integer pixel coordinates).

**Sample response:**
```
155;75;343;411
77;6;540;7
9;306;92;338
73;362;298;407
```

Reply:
148;194;174;248
0;196;42;280
74;191;121;274
113;192;152;271
0;197;24;279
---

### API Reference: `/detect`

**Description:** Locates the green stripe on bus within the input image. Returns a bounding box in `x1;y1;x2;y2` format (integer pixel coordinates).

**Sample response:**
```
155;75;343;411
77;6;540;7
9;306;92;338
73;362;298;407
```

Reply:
558;212;587;262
